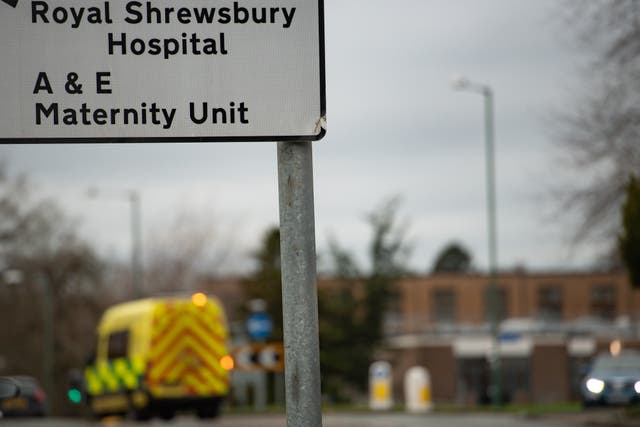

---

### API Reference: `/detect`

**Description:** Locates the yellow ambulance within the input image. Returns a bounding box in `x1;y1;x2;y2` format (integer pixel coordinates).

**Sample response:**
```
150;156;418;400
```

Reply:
84;294;232;420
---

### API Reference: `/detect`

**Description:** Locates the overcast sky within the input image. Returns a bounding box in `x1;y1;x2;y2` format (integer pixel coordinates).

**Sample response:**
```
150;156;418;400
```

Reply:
1;0;598;275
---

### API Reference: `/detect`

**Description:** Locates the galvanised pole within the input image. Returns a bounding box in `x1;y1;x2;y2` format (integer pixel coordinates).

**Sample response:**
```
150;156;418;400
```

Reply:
277;141;322;427
483;87;501;406
129;191;143;298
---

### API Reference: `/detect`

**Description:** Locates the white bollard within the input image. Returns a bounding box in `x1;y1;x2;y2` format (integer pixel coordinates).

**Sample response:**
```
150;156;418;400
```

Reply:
404;366;432;413
369;361;393;410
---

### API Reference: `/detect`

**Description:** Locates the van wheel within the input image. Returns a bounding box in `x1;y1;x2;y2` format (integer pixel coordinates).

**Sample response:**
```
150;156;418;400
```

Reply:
196;403;220;419
133;408;152;421
158;407;175;421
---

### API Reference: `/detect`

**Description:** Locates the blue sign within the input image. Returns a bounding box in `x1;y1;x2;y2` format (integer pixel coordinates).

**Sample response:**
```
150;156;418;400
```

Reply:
246;312;273;342
498;331;521;342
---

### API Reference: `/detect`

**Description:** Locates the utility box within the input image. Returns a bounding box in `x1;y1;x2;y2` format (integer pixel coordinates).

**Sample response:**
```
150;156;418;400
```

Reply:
369;361;393;410
404;366;432;413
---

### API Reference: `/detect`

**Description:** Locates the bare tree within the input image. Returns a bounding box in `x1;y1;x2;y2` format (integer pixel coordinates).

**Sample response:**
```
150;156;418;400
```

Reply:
554;0;640;262
143;210;239;295
0;164;108;415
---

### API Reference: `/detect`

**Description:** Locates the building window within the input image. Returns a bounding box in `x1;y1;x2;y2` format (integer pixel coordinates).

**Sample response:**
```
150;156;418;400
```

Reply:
538;286;563;321
501;357;530;396
432;289;456;323
457;357;529;404
590;285;616;320
383;295;402;335
457;358;489;404
485;286;508;322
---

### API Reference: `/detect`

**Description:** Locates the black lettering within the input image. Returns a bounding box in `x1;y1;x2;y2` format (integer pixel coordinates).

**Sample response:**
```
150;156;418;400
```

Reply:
146;1;162;23
148;39;161;56
189;102;207;124
202;38;216;55
162;109;176;129
130;38;145;55
233;2;248;24
33;72;53;94
35;103;58;125
31;1;48;23
108;33;126;55
96;72;111;94
282;8;296;28
52;7;68;24
238;102;249;123
220;33;227;55
79;103;91;125
163;38;179;59
149;103;160;125
86;7;103;25
104;2;113;24
229;102;235;123
176;7;191;24
62;108;78;125
69;7;84;29
164;7;175;23
140;102;147;124
189;33;201;55
194;6;217;23
123;108;138;125
217;7;230;23
124;1;143;24
252;8;266;24
110;108;120;125
93;108;107;125
212;107;227;124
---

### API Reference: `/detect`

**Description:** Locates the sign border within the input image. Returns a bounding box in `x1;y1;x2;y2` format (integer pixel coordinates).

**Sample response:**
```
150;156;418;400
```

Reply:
0;0;326;144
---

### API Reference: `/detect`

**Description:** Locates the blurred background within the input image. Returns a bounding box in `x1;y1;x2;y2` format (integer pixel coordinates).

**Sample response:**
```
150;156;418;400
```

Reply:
1;0;639;423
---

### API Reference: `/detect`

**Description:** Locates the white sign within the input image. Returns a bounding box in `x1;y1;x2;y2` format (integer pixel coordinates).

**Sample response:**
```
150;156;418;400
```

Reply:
0;0;325;143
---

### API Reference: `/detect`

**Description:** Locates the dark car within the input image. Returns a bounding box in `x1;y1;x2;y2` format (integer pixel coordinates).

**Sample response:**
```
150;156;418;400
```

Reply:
581;352;640;407
0;376;47;417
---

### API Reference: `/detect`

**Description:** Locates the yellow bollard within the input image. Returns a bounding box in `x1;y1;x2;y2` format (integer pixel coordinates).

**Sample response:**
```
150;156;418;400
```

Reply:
369;361;393;410
404;366;432;413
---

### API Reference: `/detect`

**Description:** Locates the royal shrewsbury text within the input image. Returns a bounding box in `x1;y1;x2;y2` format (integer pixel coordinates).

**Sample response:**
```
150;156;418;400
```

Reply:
30;1;297;60
31;1;297;28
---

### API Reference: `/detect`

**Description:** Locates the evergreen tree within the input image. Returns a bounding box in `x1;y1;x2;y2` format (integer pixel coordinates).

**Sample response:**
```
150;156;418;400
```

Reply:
320;197;409;399
619;176;640;287
242;227;283;340
432;242;473;273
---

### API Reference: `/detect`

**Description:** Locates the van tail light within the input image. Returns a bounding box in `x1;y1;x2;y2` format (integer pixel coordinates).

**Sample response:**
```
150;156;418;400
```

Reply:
34;387;46;403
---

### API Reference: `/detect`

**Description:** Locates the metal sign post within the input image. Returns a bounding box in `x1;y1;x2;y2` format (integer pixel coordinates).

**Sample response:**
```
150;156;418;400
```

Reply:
278;141;322;427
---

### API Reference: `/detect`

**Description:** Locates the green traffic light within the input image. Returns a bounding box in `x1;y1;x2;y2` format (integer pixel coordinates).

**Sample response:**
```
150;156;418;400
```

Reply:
67;388;82;404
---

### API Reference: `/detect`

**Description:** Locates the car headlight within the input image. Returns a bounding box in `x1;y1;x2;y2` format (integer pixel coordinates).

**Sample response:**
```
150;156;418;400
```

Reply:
635;381;640;394
586;378;605;394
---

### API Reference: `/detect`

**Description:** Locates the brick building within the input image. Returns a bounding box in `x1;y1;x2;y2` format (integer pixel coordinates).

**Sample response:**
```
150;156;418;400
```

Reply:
202;271;639;404
385;271;640;404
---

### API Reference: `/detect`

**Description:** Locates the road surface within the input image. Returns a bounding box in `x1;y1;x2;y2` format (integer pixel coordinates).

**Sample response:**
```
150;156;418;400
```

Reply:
0;412;594;427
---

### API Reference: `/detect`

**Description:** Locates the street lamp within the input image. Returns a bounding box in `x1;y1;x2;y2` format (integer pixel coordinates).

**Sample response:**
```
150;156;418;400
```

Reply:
451;74;501;405
87;187;144;298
